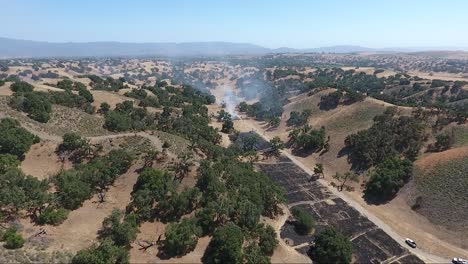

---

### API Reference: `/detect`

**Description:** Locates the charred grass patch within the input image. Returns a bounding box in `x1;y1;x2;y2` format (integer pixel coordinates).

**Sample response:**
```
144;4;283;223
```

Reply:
396;254;425;264
255;151;421;263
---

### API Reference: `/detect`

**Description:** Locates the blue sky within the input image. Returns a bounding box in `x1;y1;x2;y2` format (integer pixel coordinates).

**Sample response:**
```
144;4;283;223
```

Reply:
2;0;467;48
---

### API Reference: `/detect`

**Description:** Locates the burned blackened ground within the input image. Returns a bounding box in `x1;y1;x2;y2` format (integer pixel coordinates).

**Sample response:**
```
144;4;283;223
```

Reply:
256;157;424;264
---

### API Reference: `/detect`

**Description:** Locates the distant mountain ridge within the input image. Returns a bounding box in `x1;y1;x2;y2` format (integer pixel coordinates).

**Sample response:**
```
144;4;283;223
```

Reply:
0;37;467;58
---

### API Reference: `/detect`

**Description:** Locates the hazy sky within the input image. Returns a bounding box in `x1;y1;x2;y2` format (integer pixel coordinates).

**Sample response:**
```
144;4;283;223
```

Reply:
2;0;467;49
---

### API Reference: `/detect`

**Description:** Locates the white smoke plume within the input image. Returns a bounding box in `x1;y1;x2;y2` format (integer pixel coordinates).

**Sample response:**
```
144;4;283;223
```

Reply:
222;86;242;118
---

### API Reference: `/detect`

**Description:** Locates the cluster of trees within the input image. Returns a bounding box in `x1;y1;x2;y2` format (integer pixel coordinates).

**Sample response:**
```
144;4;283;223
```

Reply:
203;223;278;264
288;125;327;153
364;157;413;200
9;81;95;122
149;85;215;107
342;109;427;199
49;88;94;113
345;109;426;168
122;153;285;262
56;79;87;91
268;136;285;157
428;132;454;152
38;71;59;79
291;207;315;235
0;118;39;159
104;100;154;132
55;79;94;107
237;100;284;122
430;79;449;88
127;168;198;223
72;231;130;263
103;86;221;150
319;90;365;110
217;110;234;133
0;126;74;228
287;110;311;127
0;168;49;222
54;149;134;210
86;75;127;91
230;132;262;154
0;154;20;174
312;227;353;264
57;132;94;162
124;88;158;108
3;146;134;230
125;83;216;110
303;68;385;96
299;67;468;122
271;69;301;79
1;227;25;249
319;91;342;110
8;81;52;122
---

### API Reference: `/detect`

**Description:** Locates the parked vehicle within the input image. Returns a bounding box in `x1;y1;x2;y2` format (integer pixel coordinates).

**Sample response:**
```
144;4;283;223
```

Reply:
452;258;468;264
405;238;417;248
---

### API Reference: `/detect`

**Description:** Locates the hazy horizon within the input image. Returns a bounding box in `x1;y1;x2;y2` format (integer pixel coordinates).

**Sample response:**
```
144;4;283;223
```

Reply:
2;37;468;51
2;0;468;49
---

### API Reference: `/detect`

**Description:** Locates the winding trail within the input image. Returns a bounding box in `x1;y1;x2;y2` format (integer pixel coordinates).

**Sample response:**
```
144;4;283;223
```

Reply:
18;121;163;147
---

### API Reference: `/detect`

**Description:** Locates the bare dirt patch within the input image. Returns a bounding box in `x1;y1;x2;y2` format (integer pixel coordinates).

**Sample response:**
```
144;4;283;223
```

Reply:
0;82;13;96
415;146;468;172
91;90;136;110
21;141;71;180
20;163;141;253
129;221;167;263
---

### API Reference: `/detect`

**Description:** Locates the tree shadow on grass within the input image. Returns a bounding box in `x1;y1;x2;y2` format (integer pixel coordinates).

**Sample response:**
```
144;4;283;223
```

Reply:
291;147;321;158
362;192;395;206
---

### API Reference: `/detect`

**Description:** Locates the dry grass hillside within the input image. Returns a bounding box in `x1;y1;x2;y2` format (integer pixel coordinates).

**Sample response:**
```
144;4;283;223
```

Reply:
0;96;109;137
408;147;468;236
267;89;411;174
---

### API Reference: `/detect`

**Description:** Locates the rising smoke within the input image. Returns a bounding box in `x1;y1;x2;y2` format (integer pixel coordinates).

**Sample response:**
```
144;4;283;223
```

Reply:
222;86;242;118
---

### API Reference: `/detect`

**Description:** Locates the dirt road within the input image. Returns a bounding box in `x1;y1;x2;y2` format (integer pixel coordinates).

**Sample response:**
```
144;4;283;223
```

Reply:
11;114;459;262
238;117;451;263
18;121;163;147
